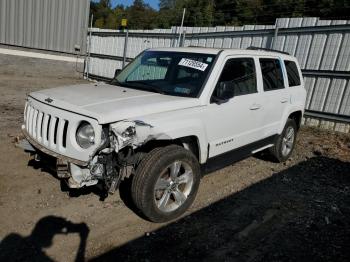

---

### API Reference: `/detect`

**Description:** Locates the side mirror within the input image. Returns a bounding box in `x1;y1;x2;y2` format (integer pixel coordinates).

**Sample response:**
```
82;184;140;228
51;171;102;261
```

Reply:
114;69;122;78
212;82;233;105
212;96;230;105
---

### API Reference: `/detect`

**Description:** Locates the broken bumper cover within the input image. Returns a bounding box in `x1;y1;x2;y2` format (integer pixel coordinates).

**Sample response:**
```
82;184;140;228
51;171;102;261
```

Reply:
21;129;89;167
21;129;100;189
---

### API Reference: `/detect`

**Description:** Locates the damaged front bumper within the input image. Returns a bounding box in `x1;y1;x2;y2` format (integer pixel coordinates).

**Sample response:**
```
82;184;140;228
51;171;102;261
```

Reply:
19;119;159;193
21;129;88;166
20;130;105;190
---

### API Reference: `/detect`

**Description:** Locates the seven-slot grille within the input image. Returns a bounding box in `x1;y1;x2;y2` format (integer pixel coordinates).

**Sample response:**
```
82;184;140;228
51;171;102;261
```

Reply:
24;102;69;152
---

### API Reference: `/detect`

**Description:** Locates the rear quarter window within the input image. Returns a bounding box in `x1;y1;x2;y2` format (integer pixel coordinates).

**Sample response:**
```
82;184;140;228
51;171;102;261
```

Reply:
284;60;301;87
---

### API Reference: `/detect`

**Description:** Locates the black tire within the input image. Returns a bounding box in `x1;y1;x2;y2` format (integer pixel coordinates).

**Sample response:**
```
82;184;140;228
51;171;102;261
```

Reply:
269;119;298;163
131;145;201;222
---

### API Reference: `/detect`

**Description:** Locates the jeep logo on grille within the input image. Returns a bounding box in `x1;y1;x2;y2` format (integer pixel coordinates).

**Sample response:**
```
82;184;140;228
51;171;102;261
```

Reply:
45;97;53;103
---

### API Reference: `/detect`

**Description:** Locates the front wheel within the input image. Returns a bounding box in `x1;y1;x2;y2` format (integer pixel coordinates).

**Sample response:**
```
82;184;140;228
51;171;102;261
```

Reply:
269;119;297;163
131;145;201;222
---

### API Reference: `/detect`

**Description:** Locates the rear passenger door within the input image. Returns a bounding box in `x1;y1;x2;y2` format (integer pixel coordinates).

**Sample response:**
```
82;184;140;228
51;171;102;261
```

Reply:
258;57;289;137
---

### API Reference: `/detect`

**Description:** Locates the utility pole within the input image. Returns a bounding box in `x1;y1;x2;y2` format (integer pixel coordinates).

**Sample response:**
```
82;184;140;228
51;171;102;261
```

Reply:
177;8;186;47
121;18;128;69
86;14;93;79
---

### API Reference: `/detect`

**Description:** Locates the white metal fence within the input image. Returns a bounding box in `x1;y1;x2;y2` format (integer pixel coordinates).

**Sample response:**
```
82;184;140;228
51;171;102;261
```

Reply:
85;17;350;132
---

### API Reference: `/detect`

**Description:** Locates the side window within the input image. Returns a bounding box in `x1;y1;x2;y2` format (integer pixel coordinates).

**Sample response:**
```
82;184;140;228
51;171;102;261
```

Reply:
213;58;257;100
259;58;284;91
284;60;301;87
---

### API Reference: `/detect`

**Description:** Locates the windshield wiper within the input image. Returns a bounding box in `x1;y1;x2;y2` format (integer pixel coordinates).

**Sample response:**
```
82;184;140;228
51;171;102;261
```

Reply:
124;81;165;94
110;78;122;86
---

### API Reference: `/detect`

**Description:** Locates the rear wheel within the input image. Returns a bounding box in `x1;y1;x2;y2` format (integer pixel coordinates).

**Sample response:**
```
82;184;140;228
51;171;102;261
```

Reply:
269;119;297;162
131;145;201;222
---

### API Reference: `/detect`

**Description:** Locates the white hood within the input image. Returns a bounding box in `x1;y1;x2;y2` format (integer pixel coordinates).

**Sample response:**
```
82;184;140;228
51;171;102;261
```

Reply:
29;83;201;124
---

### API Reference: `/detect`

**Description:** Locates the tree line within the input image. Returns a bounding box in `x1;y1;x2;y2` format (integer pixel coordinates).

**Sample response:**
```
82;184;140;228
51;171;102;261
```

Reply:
90;0;350;29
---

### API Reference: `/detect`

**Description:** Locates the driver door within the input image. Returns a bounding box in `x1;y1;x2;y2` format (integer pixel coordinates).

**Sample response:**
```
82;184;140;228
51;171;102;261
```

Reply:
204;56;264;158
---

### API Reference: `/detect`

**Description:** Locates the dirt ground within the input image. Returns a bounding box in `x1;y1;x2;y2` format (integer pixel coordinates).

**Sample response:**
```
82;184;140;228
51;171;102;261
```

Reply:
0;54;349;262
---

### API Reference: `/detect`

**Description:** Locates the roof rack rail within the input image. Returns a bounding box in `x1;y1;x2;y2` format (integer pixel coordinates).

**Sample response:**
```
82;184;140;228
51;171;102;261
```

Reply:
188;45;206;48
247;46;290;55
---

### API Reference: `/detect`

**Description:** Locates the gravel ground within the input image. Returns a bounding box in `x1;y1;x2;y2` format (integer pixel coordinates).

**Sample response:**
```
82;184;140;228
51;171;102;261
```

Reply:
0;54;349;262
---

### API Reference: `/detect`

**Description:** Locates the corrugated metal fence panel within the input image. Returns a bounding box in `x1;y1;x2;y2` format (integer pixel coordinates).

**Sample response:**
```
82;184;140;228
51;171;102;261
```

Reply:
270;18;350;123
87;18;350;132
89;57;123;78
0;0;90;54
340;81;350;115
88;18;347;75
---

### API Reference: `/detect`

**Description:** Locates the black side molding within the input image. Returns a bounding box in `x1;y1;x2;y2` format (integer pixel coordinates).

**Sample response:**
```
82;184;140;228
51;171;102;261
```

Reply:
201;135;277;174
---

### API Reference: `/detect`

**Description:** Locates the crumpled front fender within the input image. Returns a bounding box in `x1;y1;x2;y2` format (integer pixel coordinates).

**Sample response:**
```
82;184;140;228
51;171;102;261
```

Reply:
110;118;208;164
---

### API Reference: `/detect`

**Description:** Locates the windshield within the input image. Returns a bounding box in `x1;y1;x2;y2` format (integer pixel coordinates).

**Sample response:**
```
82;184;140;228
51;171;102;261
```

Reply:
112;51;216;98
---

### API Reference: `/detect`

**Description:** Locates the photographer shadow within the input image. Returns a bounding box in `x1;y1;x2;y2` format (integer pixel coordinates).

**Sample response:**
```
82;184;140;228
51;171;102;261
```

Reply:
0;216;89;262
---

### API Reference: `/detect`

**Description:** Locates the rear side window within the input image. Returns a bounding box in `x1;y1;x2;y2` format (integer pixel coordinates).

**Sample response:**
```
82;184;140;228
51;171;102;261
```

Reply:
284;60;301;87
216;58;257;97
259;58;284;91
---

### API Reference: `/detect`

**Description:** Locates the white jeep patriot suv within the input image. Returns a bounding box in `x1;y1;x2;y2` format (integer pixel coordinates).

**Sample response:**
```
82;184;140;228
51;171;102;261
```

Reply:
22;47;306;222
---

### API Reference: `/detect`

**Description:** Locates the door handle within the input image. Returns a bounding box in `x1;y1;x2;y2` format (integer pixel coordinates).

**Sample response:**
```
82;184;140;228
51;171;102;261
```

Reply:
249;104;261;110
280;98;288;103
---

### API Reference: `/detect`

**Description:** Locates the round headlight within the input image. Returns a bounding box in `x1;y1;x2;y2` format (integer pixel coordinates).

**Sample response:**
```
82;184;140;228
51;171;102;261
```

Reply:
76;122;95;149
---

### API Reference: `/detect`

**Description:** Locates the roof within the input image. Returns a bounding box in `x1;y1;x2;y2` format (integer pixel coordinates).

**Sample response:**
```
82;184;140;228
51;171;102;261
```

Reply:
148;47;222;55
148;47;296;59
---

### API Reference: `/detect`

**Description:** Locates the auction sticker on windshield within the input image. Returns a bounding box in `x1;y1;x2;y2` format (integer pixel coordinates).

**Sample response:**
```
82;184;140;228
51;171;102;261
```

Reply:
178;58;208;71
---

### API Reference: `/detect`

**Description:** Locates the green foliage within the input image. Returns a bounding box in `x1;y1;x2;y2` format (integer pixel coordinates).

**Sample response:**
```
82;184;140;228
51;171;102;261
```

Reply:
90;0;350;29
126;0;158;29
90;0;156;29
